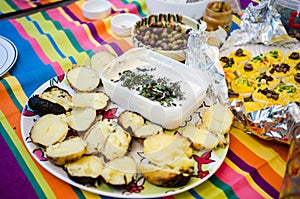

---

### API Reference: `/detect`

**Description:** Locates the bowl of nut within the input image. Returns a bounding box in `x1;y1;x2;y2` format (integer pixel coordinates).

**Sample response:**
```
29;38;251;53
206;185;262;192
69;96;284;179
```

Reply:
132;13;206;61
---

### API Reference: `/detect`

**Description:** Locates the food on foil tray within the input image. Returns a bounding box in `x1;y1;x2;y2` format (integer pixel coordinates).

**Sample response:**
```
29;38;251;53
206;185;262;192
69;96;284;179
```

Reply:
223;48;300;106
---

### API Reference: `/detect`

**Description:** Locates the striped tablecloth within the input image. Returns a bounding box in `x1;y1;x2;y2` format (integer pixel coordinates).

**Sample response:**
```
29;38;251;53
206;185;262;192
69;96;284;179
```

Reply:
0;0;65;15
0;0;290;198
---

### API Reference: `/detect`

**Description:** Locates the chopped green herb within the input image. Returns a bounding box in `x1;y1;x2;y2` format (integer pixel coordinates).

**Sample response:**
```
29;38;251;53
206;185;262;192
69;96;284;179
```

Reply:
115;67;185;107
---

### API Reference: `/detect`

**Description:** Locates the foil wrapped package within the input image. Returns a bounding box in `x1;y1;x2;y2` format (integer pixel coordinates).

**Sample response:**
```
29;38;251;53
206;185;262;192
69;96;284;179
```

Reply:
186;30;228;104
231;100;300;145
222;0;299;50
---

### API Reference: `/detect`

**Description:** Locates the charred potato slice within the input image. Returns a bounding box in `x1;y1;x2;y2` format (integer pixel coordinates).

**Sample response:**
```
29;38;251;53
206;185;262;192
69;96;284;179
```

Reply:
30;114;68;147
66;107;96;131
132;123;163;138
182;125;219;150
39;86;72;111
46;137;86;166
67;67;100;92
138;163;192;187
72;92;110;110
65;155;104;186
201;103;234;135
143;134;193;167
118;111;145;135
28;86;72;116
101;156;137;186
28;95;66;116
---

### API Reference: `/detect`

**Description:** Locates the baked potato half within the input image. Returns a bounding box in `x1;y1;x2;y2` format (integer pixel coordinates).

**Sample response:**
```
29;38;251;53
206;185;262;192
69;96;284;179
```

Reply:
138;162;192;187
65;155;104;186
46;136;86;166
67;66;100;92
101;156;137;186
30;114;69;147
83;119;132;160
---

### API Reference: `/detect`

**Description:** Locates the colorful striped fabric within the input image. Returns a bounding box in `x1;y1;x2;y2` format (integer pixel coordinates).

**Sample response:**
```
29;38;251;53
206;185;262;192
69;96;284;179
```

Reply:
0;0;290;198
0;0;64;15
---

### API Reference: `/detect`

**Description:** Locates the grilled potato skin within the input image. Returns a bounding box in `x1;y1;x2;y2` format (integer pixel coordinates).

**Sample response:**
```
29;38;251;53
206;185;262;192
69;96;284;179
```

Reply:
28;95;66;116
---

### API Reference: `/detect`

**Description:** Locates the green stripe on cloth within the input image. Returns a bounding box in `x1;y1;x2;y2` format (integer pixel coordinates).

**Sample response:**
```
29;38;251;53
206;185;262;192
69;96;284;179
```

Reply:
0;1;19;14
0;112;56;198
71;186;87;199
209;175;239;199
41;11;91;55
122;0;148;17
1;79;23;112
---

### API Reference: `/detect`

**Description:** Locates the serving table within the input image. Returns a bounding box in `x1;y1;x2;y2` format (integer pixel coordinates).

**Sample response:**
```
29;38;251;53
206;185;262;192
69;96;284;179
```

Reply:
0;0;290;198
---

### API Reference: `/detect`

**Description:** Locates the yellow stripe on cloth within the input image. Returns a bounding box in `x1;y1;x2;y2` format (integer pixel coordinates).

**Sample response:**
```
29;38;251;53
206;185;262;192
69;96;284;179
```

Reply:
4;75;28;106
192;180;227;198
16;17;72;65
0;3;15;14
0;111;56;198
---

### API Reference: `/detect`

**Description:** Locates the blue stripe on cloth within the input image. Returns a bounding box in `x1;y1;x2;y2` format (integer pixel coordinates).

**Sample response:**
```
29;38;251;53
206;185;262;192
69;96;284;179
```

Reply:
0;20;56;97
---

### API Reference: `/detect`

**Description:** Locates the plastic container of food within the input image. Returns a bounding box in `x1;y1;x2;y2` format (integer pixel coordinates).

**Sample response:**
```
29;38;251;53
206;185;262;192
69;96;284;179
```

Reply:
101;48;208;129
132;13;206;61
275;0;300;41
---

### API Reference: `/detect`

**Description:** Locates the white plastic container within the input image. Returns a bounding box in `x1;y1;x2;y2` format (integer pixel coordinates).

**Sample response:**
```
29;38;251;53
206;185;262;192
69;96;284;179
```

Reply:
111;13;140;37
82;0;111;20
101;48;208;129
146;0;216;20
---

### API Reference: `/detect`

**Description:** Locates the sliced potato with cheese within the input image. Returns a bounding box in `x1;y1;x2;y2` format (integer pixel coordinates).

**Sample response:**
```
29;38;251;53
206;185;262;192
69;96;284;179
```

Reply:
72;92;110;110
91;51;116;74
201;103;234;135
102;128;131;160
101;156;137;186
118;111;145;135
67;66;100;92
66;107;96;131
65;155;104;186
138;162;192;187
133;123;163;138
30;114;68;147
46;136;86;166
143;134;193;167
182;125;219;150
83;119;132;160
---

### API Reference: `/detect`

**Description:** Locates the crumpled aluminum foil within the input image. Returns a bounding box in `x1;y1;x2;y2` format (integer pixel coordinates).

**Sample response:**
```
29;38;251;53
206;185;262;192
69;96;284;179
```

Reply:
185;30;228;104
222;0;299;50
230;100;300;145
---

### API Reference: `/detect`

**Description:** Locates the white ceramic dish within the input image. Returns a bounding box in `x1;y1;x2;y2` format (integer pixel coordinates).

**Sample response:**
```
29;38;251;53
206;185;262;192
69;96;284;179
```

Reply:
101;48;208;129
21;73;229;198
111;13;140;37
146;0;216;20
0;36;18;77
132;14;205;61
82;0;111;20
